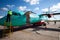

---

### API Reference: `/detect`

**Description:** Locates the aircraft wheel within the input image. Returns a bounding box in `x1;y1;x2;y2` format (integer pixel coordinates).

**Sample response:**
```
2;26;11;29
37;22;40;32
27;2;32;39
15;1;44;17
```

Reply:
42;23;46;26
33;24;37;26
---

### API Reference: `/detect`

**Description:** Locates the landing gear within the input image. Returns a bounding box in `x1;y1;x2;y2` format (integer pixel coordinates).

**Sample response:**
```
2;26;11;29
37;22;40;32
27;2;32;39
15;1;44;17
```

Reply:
42;23;46;26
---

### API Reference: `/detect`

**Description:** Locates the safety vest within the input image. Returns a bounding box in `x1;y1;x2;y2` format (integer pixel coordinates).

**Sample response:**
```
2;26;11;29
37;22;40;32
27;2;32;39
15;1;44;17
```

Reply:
8;11;12;15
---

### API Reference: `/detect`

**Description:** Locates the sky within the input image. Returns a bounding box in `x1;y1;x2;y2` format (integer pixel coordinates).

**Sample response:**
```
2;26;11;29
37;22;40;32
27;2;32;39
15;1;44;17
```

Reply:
0;0;60;20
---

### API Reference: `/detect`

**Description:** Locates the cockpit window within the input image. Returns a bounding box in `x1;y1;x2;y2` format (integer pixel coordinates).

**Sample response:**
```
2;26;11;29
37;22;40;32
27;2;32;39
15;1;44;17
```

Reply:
12;12;21;16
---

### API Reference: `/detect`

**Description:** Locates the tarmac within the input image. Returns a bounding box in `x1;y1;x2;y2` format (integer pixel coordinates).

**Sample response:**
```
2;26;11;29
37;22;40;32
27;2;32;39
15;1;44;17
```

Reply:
0;22;60;40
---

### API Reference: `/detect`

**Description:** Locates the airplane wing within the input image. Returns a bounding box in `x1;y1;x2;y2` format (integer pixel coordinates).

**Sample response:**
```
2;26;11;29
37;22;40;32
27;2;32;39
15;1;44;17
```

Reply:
42;13;60;15
51;13;60;15
40;13;60;18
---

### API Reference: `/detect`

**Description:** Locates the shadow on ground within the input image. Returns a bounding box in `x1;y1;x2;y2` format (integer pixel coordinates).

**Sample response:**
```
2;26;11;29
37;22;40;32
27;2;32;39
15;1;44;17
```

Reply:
0;25;60;38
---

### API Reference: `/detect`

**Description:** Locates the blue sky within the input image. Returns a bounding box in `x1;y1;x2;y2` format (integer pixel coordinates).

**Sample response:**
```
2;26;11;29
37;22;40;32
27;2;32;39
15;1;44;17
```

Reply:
0;0;60;20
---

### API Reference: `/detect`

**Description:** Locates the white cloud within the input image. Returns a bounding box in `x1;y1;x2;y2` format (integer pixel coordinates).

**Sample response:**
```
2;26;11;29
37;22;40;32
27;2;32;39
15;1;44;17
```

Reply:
50;3;60;11
0;5;15;11
6;5;15;8
34;7;39;11
24;0;40;5
18;6;27;11
41;8;48;12
1;7;8;11
27;9;31;11
18;6;31;11
41;3;60;12
32;7;40;14
24;0;30;2
0;16;4;18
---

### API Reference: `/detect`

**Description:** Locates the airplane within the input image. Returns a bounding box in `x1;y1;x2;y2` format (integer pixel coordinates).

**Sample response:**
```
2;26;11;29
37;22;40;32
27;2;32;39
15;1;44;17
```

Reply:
0;10;60;29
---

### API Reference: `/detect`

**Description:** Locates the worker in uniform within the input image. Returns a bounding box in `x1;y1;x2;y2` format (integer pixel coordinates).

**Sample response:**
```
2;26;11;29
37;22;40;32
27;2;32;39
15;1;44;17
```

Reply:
6;10;12;22
6;10;13;32
54;21;56;24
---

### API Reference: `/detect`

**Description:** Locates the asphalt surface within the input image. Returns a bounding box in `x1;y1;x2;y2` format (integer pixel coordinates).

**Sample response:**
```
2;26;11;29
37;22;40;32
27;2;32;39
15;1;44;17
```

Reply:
0;22;60;40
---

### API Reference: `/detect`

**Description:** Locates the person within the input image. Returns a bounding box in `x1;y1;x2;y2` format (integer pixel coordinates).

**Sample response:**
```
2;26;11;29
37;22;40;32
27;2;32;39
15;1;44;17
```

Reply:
6;10;12;22
54;21;56;24
47;21;49;24
6;10;13;32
